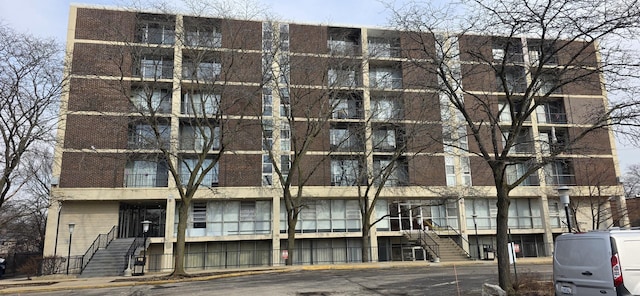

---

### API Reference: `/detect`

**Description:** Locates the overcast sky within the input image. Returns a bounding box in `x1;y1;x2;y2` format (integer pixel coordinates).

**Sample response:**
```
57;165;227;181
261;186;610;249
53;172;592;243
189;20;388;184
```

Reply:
1;0;638;174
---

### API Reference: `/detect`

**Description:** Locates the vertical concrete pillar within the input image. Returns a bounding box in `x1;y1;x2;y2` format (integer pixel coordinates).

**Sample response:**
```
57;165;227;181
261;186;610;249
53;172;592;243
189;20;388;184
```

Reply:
540;195;555;256
272;194;282;266
162;195;176;271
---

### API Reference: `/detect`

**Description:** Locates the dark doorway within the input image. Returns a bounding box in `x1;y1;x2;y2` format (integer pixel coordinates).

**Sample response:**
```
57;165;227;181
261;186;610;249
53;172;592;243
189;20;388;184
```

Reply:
118;202;166;238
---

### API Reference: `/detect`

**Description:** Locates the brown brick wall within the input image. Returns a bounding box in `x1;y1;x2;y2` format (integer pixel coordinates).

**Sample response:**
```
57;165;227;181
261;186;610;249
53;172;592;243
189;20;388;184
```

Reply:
565;97;606;124
218;85;262;116
294;121;330;152
458;35;492;63
405;124;443;153
64;114;128;150
60;152;126;187
470;156;494;186
72;43;132;77
461;64;496;92
220;19;261;50
224;119;261;151
293;155;330;186
221;51;262;83
569;127;612;155
219;153;261;186
290;88;330;119
409;155;446;186
402;61;437;90
561;70;602;96
400;32;436;60
68;78;131;112
75;8;136;42
290;55;328;86
403;92;441;121
290;24;328;54
556;40;598;67
573;158;618;186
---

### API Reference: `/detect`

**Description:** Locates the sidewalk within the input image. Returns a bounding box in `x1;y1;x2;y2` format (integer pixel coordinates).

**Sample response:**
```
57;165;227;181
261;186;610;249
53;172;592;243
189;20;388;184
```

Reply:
0;257;552;294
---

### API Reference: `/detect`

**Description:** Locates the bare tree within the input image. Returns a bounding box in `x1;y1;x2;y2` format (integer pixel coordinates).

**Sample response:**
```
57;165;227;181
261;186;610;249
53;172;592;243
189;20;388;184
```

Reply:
387;0;640;292
0;25;64;209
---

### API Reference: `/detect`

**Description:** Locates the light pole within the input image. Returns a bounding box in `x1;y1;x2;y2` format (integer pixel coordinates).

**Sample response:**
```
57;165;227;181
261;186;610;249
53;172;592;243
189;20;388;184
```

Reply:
141;220;151;275
66;223;75;275
472;214;481;260
558;186;571;233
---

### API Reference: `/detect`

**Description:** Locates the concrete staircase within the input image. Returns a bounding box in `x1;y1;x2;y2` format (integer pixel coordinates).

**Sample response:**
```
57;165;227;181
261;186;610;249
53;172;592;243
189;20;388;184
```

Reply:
404;231;470;262
80;238;136;278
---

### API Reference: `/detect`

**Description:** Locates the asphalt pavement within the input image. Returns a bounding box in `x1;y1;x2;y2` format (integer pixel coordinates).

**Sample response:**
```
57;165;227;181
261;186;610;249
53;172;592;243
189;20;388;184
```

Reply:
0;257;552;295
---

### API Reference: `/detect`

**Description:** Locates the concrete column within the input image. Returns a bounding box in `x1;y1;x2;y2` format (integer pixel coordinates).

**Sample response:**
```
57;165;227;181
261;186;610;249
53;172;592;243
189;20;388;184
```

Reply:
458;198;471;254
539;195;554;256
43;200;62;257
272;193;282;265
162;195;176;271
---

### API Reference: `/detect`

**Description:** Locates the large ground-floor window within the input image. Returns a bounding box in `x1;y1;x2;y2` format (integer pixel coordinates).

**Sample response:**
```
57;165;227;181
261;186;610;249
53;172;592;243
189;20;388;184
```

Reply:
280;199;361;233
465;198;543;230
175;200;272;237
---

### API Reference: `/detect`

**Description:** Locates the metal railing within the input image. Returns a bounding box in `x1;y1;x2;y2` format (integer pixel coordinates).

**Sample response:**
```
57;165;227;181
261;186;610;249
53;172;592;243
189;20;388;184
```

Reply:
80;225;117;272
123;237;145;272
407;229;439;260
429;221;471;258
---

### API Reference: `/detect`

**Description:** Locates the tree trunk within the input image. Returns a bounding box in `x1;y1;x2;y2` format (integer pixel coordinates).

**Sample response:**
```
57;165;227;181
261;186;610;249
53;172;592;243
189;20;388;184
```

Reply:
173;199;190;276
286;211;297;266
361;213;372;262
495;184;513;294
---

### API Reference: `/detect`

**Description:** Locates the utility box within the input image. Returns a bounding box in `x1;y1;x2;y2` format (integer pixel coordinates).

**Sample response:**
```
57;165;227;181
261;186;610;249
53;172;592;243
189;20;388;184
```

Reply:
132;256;146;276
483;245;495;260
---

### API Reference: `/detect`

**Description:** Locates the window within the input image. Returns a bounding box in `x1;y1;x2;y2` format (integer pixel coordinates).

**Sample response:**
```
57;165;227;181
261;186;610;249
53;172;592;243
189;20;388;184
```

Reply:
371;97;402;120
137;21;175;44
138;57;173;79
445;156;456;186
179;158;219;187
262;88;273;116
262;120;273;150
536;100;566;124
262;154;273;186
328;68;357;87
183;61;221;80
539;127;569;154
508;199;542;229
369;67;402;89
280;199;361;233
279;23;289;52
331;159;361;186
547;199;562;228
498;101;530;123
465;199;498;230
279;88;290;118
125;159;168;187
492;38;523;63
368;37;400;58
535;72;561;95
545;160;575;185
328;39;358;55
528;41;557;65
185;28;221;48
497;66;526;93
505;161;540;186
128;123;170;149
180;125;220;151
460;157;472;186
182;92;219;115
373;128;397;151
281;122;291;151
373;158;408;186
502;128;534;154
330;128;361;150
131;88;171;113
192;202;207;228
331;96;362;119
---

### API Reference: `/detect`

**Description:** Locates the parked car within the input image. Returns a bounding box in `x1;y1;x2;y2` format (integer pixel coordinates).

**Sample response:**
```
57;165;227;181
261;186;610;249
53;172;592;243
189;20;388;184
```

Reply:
553;228;640;296
0;257;5;278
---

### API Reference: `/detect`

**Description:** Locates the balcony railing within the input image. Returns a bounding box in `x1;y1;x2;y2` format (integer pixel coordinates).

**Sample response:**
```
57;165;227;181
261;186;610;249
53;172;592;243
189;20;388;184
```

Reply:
370;77;402;89
369;45;401;58
124;173;168;187
546;174;576;186
537;112;567;124
328;42;361;56
506;173;540;186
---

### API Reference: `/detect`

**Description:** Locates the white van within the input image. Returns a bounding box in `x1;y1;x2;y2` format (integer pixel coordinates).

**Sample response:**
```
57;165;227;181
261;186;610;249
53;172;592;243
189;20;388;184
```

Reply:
554;229;640;296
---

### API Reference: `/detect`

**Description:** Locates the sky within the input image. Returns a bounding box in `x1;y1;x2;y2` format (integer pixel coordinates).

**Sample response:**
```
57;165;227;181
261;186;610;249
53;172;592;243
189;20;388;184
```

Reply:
1;0;638;176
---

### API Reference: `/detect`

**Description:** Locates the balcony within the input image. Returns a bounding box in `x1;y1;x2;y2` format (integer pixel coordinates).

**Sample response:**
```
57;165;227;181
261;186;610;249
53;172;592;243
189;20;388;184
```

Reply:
135;58;173;80
328;40;361;56
370;77;402;89
185;31;222;48
546;174;576;186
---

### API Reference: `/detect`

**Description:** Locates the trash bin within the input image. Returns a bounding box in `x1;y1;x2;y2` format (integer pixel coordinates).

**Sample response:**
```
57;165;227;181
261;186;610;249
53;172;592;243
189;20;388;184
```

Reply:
132;256;146;276
483;245;495;260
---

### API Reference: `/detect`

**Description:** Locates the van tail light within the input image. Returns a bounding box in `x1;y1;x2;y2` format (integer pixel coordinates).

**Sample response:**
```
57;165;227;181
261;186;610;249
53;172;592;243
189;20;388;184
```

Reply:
612;253;623;287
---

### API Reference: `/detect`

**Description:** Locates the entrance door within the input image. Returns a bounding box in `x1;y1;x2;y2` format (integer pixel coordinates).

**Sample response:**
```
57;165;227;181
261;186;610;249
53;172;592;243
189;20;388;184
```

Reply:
118;203;166;238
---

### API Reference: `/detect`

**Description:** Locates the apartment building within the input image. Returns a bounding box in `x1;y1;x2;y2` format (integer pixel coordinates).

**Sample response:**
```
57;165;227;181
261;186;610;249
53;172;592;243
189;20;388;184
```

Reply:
43;5;627;273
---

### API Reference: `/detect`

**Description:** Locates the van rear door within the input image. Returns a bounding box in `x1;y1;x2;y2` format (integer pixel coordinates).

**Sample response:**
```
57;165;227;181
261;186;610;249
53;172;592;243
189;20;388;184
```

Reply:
611;233;640;295
554;234;615;296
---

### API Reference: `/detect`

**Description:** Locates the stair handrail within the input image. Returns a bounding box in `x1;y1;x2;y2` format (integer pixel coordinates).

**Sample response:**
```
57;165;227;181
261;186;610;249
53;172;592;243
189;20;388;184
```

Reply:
80;225;118;271
413;229;439;260
123;237;145;272
428;221;471;258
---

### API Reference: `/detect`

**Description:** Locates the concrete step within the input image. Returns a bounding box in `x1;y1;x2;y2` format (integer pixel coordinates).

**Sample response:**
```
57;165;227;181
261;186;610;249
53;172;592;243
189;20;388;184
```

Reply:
79;238;137;278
